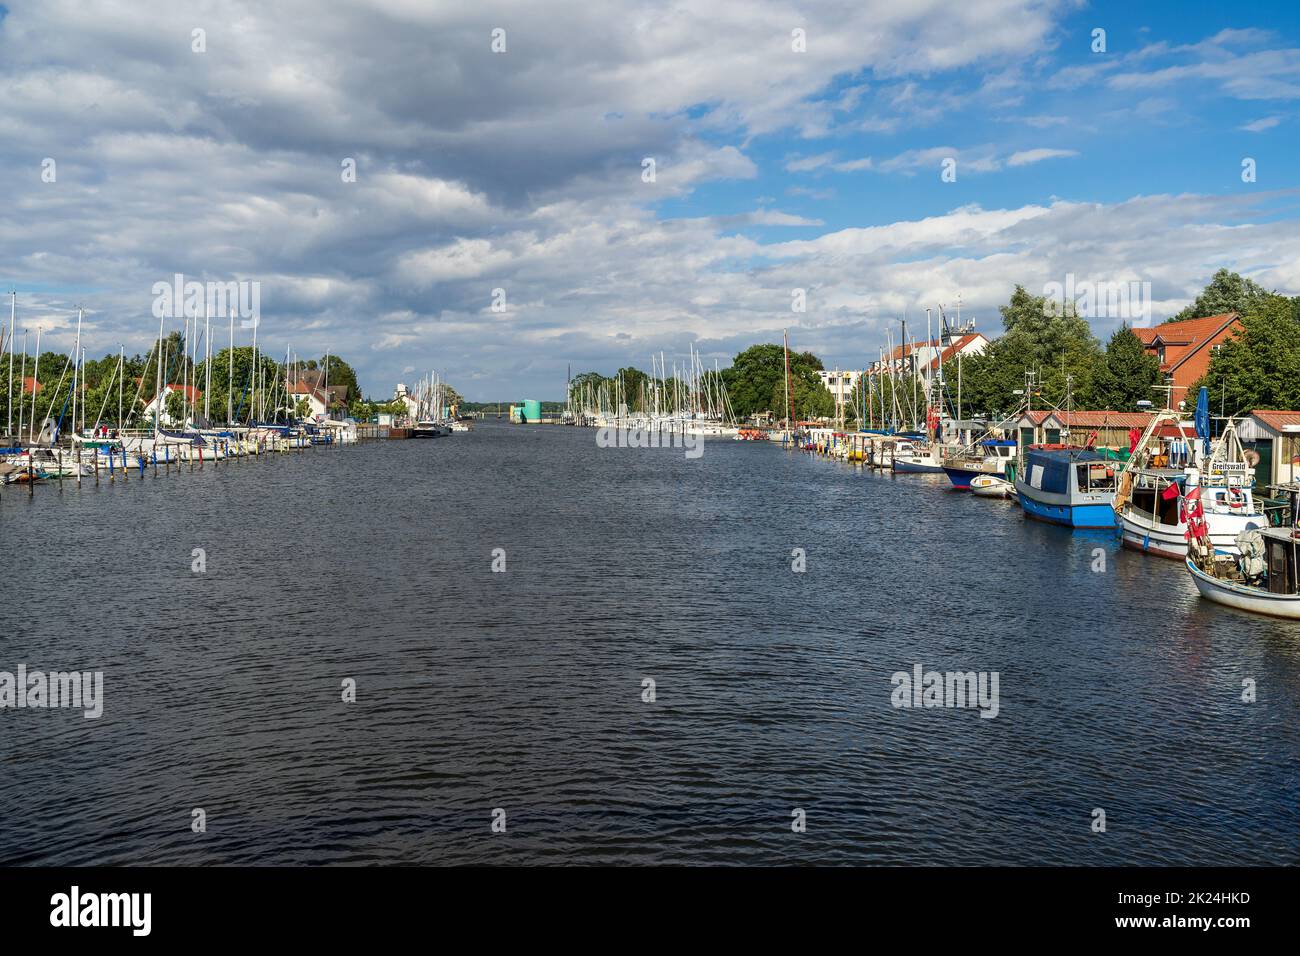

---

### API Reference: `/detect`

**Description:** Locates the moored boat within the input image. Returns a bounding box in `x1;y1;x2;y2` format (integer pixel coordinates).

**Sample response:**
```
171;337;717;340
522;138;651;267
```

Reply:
1187;526;1300;619
970;474;1014;498
1015;445;1118;528
891;438;946;474
942;439;1017;489
1114;400;1266;559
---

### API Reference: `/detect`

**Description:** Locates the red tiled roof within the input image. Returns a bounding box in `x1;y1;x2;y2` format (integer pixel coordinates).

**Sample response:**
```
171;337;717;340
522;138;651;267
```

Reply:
21;376;42;395
927;333;982;370
166;383;202;401
1024;410;1155;428
1134;313;1242;390
1250;410;1300;432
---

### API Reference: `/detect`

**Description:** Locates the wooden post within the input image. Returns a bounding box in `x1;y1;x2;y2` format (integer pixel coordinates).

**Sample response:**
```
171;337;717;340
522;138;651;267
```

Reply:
94;447;99;485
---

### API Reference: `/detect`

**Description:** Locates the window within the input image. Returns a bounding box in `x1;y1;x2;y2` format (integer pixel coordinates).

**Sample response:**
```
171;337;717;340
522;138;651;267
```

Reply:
1046;428;1061;444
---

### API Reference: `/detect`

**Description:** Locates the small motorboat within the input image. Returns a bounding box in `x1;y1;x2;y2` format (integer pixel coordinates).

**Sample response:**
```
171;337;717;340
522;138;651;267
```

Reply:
970;474;1014;498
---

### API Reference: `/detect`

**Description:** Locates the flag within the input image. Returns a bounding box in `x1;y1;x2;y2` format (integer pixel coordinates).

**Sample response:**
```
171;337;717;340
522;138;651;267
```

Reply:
1195;386;1211;456
1128;427;1142;452
1161;482;1181;501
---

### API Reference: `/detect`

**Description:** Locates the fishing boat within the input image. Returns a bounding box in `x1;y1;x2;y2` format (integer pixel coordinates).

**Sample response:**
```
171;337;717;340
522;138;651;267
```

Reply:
891;438;946;474
970;474;1014;498
1114;407;1265;559
942;439;1017;489
1187;526;1300;619
1015;445;1119;528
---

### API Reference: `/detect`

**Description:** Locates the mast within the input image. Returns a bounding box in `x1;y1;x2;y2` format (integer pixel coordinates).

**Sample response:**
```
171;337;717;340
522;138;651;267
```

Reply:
782;329;792;434
227;307;234;426
154;309;164;440
119;345;124;428
6;290;14;438
70;309;82;441
204;301;211;423
29;326;40;443
250;306;258;424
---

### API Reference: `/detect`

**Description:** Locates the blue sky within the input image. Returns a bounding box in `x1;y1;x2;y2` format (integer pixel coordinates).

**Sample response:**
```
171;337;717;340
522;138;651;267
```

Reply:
2;1;1300;400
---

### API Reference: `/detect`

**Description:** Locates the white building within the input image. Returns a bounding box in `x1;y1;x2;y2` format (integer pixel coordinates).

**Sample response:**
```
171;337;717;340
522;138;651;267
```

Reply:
140;384;202;427
816;369;862;404
866;333;989;388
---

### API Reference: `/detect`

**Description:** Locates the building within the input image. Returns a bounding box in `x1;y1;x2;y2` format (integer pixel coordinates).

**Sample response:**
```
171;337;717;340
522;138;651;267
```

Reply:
816;369;861;404
393;383;419;421
1011;409;1155;450
866;333;989;387
288;380;332;421
1133;313;1242;403
140;383;202;427
1238;410;1300;488
21;376;42;395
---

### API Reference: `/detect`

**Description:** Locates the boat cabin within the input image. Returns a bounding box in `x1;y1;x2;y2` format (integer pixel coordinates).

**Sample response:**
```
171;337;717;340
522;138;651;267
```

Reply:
1261;528;1300;595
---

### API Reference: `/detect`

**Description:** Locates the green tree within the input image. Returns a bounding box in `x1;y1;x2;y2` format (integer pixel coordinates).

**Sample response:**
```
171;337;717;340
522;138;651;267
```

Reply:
1087;325;1163;410
721;343;833;420
1192;295;1300;412
958;285;1104;418
1170;268;1276;323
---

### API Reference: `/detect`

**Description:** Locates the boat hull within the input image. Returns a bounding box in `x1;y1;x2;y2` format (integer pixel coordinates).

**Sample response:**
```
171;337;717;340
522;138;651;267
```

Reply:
970;475;1014;498
1186;557;1300;619
1016;488;1116;528
892;458;945;474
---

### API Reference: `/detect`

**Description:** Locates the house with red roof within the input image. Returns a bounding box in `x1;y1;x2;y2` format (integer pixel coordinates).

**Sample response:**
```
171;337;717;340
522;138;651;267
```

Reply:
20;376;42;395
866;333;989;386
1132;313;1242;404
140;383;203;427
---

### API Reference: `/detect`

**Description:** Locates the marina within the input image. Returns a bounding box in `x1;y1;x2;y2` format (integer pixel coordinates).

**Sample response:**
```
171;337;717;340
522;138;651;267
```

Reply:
3;419;1299;867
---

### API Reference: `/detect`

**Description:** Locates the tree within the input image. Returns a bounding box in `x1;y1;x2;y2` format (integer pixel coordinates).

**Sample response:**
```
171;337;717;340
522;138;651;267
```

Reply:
165;389;187;425
1192;295;1300;412
958;285;1104;417
721;343;833;420
1087;325;1162;410
1170;268;1275;323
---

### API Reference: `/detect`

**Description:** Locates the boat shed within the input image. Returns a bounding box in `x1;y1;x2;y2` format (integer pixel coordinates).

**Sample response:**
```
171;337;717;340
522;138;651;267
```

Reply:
1010;410;1155;452
1239;410;1300;488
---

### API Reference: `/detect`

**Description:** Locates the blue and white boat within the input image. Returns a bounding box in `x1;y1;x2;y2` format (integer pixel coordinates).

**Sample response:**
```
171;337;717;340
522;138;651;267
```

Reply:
942;439;1017;489
1015;446;1119;528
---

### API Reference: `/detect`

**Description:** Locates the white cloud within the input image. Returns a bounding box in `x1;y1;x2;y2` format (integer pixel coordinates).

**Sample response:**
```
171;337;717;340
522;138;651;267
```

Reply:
1006;148;1079;166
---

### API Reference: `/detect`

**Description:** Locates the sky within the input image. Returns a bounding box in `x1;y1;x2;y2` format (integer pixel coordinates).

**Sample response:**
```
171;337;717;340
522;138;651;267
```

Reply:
2;0;1300;401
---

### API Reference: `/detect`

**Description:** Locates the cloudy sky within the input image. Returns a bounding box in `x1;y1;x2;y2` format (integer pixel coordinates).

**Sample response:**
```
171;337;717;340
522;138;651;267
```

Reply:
3;0;1299;400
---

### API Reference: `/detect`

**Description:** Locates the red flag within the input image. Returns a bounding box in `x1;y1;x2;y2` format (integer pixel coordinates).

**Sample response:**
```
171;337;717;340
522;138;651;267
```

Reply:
1161;482;1181;501
1128;427;1142;452
1185;485;1202;504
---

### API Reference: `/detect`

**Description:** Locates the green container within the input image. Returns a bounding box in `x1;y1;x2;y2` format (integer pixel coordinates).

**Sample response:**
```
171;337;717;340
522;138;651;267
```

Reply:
522;399;542;422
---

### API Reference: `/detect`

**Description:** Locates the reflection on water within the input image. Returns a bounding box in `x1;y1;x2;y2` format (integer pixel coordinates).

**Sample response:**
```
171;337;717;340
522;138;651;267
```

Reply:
2;421;1298;865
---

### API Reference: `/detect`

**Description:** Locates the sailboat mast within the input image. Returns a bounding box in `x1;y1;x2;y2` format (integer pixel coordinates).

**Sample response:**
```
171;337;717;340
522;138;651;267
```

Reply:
29;326;40;443
6;291;14;438
154;310;164;439
783;329;792;433
227;308;234;426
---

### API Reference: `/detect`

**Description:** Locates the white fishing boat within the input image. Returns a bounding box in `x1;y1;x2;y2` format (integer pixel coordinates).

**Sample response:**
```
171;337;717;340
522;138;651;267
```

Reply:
891;438;946;474
1187;526;1300;619
1115;402;1266;560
